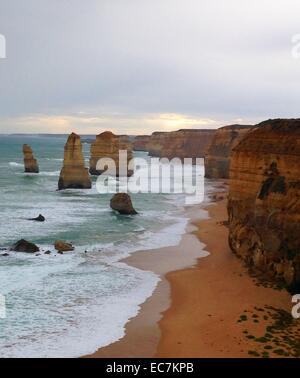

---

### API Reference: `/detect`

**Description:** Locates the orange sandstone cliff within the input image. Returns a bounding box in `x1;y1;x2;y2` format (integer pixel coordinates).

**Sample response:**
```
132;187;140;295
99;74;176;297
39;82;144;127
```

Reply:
23;144;39;173
89;131;134;177
133;135;151;151
228;119;300;288
147;129;215;161
205;125;253;179
58;133;92;190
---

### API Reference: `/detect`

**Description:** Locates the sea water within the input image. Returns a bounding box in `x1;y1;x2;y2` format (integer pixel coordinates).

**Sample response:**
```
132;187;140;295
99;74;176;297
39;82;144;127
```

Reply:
0;135;210;358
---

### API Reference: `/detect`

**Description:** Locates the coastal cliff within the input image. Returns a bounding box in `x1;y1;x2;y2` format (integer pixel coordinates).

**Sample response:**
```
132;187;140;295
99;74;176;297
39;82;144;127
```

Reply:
147;129;215;160
228;119;300;287
58;133;92;190
133;135;151;151
23;144;39;173
205;125;253;179
89;131;134;177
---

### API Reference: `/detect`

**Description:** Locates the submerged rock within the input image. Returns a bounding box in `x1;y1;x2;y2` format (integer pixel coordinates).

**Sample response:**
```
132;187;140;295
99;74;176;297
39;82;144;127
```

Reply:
54;240;74;252
11;239;40;253
23;144;39;173
1;253;9;257
28;214;45;222
110;193;138;215
58;133;92;190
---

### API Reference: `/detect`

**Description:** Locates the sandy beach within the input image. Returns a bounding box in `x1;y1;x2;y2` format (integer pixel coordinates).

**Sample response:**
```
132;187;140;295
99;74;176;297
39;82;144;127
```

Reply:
87;188;296;359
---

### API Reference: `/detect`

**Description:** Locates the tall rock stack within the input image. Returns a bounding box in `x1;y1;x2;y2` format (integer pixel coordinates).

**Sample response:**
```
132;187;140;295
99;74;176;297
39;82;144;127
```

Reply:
58;133;92;190
23;144;39;173
228;119;300;287
205;125;254;179
89;131;134;177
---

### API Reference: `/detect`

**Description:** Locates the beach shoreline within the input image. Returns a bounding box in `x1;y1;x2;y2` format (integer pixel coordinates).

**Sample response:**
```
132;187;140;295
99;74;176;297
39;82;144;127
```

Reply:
86;186;294;359
85;198;210;358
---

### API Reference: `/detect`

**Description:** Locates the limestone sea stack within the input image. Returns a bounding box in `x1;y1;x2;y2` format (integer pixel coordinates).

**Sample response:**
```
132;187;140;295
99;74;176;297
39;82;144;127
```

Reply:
205;125;254;179
23;144;39;173
228;119;300;287
58;133;92;190
147;129;215;161
110;193;138;215
90;131;134;177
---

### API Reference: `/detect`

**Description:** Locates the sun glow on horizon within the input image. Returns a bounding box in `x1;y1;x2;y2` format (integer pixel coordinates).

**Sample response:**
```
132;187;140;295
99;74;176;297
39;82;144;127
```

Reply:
0;112;255;135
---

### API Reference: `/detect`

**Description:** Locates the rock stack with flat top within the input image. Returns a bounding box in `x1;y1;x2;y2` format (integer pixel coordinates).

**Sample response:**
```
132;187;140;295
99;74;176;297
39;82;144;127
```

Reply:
89;131;134;177
23;144;39;173
58;133;92;190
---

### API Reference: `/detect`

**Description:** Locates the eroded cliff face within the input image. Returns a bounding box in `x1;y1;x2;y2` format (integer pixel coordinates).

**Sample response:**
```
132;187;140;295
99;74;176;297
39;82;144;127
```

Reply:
133;135;151;151
58;133;92;190
147;129;215;161
228;119;300;287
205;125;253;179
89;131;133;177
23;144;39;173
146;132;168;157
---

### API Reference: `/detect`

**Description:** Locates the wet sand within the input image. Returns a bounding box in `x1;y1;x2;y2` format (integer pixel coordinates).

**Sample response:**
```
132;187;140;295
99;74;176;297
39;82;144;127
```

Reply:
87;193;293;358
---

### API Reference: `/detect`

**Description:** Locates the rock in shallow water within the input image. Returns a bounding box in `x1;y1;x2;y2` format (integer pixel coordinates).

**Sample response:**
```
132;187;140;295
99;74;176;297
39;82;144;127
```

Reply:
110;193;138;215
54;240;74;252
28;214;45;222
11;239;40;253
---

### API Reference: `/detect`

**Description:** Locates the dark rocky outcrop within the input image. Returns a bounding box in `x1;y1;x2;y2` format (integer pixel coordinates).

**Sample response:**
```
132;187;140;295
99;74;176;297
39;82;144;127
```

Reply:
28;214;45;222
54;240;74;252
228;119;300;287
58;133;92;190
205;125;254;179
11;239;40;253
23;144;39;173
110;193;138;215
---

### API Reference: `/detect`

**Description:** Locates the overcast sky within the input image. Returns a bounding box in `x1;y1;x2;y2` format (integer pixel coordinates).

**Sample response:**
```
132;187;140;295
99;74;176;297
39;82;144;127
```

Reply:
0;0;300;135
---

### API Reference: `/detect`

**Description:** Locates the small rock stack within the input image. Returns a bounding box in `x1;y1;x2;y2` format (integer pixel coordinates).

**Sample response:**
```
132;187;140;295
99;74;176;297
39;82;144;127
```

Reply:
23;144;39;173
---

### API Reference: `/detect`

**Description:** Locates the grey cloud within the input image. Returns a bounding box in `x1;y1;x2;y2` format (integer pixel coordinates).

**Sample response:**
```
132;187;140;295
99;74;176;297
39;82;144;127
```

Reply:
0;0;300;132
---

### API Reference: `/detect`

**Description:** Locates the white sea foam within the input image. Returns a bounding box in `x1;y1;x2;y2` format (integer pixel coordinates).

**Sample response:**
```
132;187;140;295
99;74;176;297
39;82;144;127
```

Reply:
9;161;23;167
0;146;209;358
38;171;60;176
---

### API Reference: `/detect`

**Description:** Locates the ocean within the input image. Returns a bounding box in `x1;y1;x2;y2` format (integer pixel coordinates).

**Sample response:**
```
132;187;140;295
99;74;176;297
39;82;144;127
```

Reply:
0;135;207;358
